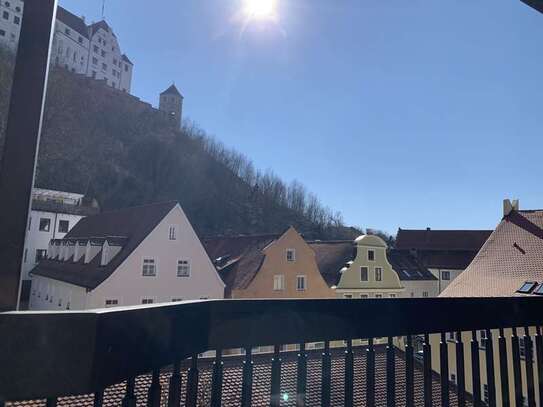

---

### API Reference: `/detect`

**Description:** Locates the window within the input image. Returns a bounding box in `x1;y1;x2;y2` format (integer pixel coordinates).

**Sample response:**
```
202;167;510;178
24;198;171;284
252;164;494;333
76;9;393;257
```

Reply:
58;220;69;233
296;275;306;291
13;15;19;25
105;299;119;307
16;6;21;12
169;225;177;240
93;45;99;53
39;218;51;232
389;293;396;298
344;294;353;299
4;1;9;6
172;298;183;302
0;29;5;37
92;57;98;65
368;250;375;261
35;249;47;263
142;258;156;276
286;248;296;262
102;63;108;71
3;11;9;19
442;271;451;280
360;267;368;281
177;260;190;277
58;298;62;307
125;64;129;72
64;28;71;35
101;50;106;58
273;274;285;290
517;281;537;294
142;298;154;305
78;36;83;44
375;267;383;281
422;291;429;298
375;294;383;298
360;294;368;299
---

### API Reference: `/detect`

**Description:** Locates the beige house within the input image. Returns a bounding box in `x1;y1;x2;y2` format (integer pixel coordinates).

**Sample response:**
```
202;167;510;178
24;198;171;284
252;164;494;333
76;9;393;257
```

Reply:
203;227;335;299
333;235;404;298
430;200;542;406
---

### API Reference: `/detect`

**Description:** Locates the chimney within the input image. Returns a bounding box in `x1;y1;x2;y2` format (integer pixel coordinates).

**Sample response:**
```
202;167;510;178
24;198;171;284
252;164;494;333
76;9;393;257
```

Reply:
503;199;520;217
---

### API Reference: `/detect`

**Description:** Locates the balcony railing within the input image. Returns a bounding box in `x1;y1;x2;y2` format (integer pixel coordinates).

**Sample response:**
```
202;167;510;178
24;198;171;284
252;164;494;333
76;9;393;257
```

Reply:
1;297;543;406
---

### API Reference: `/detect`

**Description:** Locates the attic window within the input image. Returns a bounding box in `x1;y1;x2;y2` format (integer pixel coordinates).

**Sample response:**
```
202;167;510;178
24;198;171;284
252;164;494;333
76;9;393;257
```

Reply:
368;250;375;261
533;284;543;296
169;225;177;240
517;281;537;294
286;249;296;262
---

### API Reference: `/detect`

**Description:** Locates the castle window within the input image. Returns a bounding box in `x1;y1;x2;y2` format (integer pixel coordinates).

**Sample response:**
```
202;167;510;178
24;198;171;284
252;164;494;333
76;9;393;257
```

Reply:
360;267;368;281
93;45;99;53
16;6;20;12
92;57;98;65
78;36;83;43
4;1;9;7
102;63;107;71
3;11;9;19
13;15;19;24
368;250;375;261
125;64;129;72
0;29;5;37
101;50;106;58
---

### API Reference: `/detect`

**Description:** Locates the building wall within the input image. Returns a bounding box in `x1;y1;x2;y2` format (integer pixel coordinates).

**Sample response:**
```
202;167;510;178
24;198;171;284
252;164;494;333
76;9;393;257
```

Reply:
86;26;127;91
159;93;183;130
232;227;335;299
0;0;23;50
87;204;224;308
400;279;439;298
334;235;404;298
120;58;133;93
429;267;464;293
23;210;84;280
28;275;87;311
51;20;89;75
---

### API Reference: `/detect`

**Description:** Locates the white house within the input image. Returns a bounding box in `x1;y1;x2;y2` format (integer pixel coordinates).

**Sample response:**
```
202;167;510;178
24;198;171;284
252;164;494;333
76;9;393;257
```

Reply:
22;189;99;298
29;201;225;310
0;0;23;50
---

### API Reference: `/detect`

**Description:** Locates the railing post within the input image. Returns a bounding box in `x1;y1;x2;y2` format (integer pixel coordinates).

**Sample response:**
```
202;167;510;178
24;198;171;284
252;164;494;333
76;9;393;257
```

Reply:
471;331;482;407
498;328;510;407
185;355;199;407
423;334;433;407
321;341;331;407
386;336;396;407
405;335;414;407
484;329;496;406
147;368;161;407
366;338;375;407
93;389;104;407
296;343;308;407
167;360;182;407
455;332;466;407
210;350;223;407
512;328;523;406
45;398;57;407
241;347;253;407
535;327;543;407
122;377;137;407
344;339;354;407
440;333;450;407
270;345;282;407
524;327;536;407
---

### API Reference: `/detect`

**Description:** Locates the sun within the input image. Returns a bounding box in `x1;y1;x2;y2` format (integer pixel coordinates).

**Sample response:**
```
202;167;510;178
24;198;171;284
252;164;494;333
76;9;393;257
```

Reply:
244;0;277;20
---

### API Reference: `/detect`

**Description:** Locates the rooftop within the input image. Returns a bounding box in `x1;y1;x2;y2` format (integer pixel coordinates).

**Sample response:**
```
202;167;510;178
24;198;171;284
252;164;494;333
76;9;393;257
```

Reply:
396;228;492;252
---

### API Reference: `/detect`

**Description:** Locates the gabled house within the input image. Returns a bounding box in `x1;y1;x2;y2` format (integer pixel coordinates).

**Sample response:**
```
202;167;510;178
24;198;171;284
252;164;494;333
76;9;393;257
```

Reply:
203;227;335;299
396;227;492;293
29;201;224;310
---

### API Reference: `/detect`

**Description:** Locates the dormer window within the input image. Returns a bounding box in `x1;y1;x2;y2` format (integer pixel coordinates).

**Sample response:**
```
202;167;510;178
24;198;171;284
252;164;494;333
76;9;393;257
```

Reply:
368;250;375;261
169;225;177;240
286;249;296;262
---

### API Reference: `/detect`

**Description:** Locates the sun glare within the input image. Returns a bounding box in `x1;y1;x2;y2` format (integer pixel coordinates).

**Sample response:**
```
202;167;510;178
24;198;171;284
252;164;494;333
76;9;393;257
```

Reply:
244;0;277;20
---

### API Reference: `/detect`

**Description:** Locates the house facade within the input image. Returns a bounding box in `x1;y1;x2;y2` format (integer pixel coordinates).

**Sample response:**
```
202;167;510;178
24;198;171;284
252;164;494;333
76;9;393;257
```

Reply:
29;201;224;310
22;189;99;297
203;227;335;299
396;227;492;293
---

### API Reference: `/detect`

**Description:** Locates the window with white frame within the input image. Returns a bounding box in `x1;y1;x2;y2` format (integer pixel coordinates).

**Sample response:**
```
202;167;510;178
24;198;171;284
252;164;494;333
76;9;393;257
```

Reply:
375;294;383;298
375;267;383;281
368;249;375;261
142;298;154;305
273;274;285;290
169;225;177;240
296;275;306;291
177;260;190;277
105;299;118;307
422;291;429;298
360;294;368;299
389;293;396;298
344;294;353;299
39;217;51;232
142;258;156;276
360;267;369;281
442;270;451;280
286;248;296;262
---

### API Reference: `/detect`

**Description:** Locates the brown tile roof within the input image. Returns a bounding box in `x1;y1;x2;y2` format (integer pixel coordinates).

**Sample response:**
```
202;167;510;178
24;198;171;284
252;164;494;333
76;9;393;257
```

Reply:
387;250;437;281
396;229;492;251
202;234;279;297
308;241;355;287
5;346;471;406
30;202;178;289
56;6;89;39
441;210;543;297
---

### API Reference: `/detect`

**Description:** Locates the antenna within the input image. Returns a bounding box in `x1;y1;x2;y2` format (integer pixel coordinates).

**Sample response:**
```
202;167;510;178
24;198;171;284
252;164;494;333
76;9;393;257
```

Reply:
101;0;106;19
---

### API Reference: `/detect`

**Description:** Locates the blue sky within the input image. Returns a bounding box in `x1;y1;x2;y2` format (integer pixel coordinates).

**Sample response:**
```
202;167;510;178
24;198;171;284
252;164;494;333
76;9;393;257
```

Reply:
61;0;543;234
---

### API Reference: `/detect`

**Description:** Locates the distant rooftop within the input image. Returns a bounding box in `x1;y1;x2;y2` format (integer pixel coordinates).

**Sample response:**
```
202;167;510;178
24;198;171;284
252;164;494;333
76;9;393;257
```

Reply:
396;228;492;252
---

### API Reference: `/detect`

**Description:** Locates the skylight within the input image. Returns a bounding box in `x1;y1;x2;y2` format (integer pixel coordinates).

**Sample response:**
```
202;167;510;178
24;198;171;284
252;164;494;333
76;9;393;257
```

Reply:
517;281;537;294
533;284;543;296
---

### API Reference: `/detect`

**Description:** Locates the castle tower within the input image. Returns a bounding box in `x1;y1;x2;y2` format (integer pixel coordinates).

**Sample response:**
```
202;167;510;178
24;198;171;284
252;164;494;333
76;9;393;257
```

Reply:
159;84;184;131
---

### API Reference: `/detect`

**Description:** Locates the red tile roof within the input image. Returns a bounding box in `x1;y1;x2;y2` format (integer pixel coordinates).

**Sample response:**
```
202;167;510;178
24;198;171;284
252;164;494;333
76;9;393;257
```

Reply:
441;210;543;297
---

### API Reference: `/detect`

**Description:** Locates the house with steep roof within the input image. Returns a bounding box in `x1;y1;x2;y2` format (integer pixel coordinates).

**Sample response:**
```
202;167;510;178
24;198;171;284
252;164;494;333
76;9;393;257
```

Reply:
29;201;224;310
203;227;335;299
396;227;492;293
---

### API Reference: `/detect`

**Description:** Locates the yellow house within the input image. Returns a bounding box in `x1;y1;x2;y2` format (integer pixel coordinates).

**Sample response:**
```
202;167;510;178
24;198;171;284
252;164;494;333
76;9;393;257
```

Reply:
333;234;404;298
202;226;335;299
